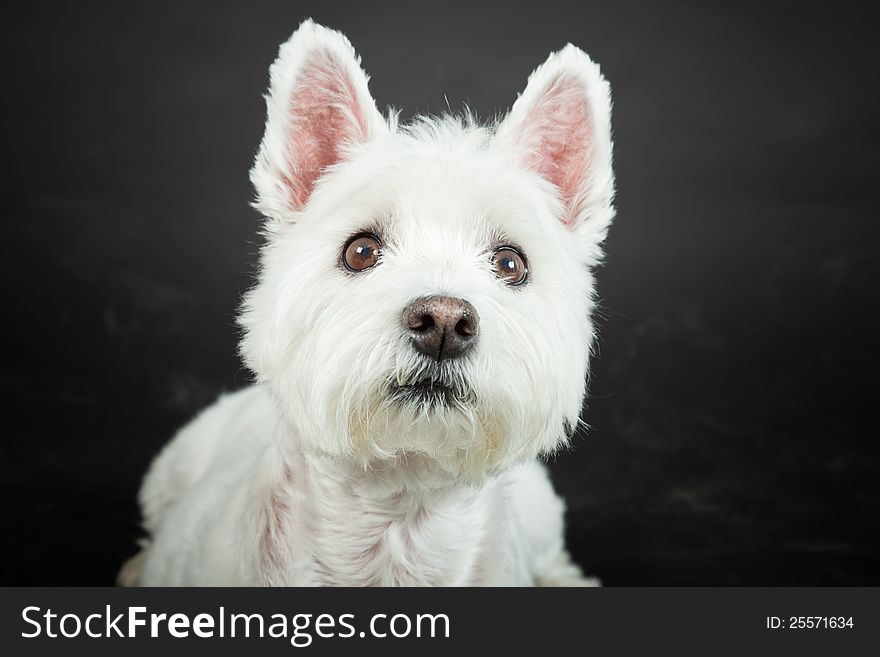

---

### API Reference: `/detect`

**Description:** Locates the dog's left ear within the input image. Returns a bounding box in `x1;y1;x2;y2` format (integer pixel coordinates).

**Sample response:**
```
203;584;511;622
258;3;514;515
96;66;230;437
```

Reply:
251;20;387;221
497;45;615;245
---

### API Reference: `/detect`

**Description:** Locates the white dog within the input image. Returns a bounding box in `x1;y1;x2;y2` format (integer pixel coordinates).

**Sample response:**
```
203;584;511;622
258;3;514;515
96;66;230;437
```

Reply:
119;19;615;586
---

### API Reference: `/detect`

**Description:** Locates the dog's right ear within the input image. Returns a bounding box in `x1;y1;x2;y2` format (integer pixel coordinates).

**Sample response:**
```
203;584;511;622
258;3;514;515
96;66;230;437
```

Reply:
250;20;386;221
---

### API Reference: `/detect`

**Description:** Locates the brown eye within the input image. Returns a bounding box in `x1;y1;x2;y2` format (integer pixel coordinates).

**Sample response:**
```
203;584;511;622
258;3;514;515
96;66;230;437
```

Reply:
492;247;528;285
342;234;382;272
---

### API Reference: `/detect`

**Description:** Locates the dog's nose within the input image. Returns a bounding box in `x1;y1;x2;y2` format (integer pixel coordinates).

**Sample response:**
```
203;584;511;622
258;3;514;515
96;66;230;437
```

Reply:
403;295;479;361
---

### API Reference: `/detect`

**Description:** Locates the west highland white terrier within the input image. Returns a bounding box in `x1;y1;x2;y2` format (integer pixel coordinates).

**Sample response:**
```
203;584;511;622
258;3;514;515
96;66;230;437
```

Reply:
119;19;615;586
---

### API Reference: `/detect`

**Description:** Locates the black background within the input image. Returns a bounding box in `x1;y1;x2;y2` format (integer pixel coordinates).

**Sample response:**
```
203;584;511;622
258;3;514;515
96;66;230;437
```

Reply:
2;0;878;585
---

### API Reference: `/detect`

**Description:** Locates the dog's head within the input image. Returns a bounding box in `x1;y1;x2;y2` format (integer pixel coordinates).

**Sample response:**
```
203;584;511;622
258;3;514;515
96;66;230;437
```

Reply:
240;20;615;479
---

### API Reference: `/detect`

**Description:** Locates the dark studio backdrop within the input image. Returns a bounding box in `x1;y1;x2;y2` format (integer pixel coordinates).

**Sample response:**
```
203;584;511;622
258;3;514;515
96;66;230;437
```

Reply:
1;0;877;586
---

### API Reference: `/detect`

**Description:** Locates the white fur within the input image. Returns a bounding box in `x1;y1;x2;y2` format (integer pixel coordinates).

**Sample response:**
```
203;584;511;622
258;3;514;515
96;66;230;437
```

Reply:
121;19;614;587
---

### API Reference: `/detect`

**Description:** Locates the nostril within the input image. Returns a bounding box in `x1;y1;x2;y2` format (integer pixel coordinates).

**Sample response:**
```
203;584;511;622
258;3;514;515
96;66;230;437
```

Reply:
408;313;435;332
455;317;475;338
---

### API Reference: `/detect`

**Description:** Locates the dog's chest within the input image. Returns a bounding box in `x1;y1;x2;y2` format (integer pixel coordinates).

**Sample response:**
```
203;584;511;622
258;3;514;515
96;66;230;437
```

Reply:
264;474;521;586
319;511;476;585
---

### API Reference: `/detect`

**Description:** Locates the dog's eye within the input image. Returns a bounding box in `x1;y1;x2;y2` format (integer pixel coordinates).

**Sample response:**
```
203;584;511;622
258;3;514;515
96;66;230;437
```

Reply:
492;247;528;286
343;234;382;272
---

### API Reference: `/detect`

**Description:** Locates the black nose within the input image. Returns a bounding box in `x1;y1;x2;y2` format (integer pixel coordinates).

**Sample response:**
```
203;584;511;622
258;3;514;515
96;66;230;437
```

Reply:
403;295;479;361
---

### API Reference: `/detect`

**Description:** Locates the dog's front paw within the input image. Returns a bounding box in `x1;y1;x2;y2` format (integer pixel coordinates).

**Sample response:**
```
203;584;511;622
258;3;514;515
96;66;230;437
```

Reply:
537;572;602;587
116;549;147;587
534;551;602;587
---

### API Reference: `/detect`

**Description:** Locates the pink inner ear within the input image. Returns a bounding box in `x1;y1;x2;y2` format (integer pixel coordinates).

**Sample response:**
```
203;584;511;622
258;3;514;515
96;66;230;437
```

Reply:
284;50;370;209
520;75;594;228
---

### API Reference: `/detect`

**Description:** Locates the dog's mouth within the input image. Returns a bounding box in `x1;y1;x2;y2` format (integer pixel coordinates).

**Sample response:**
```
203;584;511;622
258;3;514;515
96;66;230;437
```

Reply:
388;378;469;409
